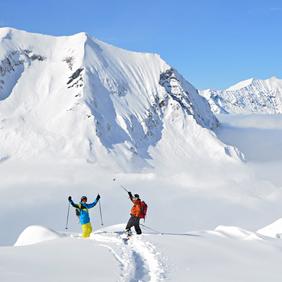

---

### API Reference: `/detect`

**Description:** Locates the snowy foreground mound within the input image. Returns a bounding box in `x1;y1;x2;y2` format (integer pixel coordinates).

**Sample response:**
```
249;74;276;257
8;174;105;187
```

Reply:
14;225;63;246
2;223;282;282
257;218;282;238
201;76;282;114
0;27;240;170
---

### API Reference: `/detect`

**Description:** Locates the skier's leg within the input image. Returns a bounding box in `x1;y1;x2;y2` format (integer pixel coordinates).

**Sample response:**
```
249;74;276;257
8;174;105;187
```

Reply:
81;223;88;238
87;223;93;237
134;217;142;235
82;223;92;238
125;216;134;233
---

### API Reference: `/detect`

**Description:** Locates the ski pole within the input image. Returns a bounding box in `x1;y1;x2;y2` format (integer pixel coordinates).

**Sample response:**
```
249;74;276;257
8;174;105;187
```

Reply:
112;178;130;193
98;199;104;226
140;223;163;234
65;201;71;230
140;224;200;237
120;185;129;193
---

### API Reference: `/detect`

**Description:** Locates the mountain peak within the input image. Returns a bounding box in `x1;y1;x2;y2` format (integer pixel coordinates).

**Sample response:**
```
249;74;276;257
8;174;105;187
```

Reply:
0;27;92;43
226;78;255;91
0;28;240;170
200;77;282;114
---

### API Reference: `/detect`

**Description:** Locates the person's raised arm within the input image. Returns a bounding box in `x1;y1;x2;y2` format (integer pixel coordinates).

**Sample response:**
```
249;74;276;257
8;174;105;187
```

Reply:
85;194;100;209
68;196;80;208
128;191;133;202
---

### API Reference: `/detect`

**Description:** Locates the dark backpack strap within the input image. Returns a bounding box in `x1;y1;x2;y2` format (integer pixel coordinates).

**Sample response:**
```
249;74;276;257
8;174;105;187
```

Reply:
80;203;89;212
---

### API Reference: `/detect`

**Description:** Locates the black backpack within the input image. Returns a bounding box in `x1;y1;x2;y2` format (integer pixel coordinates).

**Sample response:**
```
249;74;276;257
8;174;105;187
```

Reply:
75;207;81;217
75;204;85;217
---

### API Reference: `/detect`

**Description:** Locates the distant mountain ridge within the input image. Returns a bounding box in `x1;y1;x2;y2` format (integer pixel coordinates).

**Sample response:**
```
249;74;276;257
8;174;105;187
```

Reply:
0;27;240;170
200;77;282;114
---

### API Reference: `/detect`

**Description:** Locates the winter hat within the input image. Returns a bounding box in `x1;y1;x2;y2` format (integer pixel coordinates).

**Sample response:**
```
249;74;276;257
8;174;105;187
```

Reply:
81;196;87;201
134;194;140;199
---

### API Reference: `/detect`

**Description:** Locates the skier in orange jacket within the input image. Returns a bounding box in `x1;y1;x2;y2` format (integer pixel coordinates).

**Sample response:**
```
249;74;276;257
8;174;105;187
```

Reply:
125;192;142;235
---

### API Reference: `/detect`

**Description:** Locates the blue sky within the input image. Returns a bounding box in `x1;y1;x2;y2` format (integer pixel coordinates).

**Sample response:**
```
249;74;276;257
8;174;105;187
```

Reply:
0;0;281;89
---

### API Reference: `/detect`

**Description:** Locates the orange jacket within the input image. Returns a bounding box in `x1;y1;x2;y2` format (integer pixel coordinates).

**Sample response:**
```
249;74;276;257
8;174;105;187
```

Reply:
130;198;142;218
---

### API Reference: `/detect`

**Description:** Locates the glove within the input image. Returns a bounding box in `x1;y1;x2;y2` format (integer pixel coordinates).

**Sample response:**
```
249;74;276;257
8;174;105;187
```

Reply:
96;194;101;201
128;192;133;198
68;196;72;202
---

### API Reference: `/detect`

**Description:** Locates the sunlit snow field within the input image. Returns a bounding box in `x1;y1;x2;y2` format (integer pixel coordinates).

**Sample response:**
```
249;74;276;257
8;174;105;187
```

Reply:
1;114;282;281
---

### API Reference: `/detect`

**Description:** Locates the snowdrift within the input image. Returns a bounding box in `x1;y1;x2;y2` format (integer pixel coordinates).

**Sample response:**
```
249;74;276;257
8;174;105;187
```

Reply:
257;218;282;238
14;225;63;246
213;225;263;240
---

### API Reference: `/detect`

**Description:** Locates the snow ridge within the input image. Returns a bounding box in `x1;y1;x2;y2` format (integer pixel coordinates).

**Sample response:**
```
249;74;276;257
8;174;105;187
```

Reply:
200;77;282;114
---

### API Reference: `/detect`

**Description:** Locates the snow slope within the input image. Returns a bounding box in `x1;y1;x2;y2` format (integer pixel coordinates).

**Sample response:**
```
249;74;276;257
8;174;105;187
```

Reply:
1;114;282;281
0;27;239;171
257;218;282;238
2;224;282;282
200;77;282;114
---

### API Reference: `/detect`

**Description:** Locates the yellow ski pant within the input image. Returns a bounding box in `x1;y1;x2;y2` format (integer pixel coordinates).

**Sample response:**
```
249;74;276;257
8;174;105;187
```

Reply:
81;222;92;238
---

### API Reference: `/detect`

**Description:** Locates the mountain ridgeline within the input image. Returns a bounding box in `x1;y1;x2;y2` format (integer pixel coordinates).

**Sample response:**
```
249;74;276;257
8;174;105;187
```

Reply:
0;28;240;170
200;77;282;114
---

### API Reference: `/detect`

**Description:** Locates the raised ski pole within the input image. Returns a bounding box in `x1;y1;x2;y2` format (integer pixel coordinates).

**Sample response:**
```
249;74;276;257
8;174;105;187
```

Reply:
121;185;129;193
98;199;104;226
113;178;130;194
65;201;71;231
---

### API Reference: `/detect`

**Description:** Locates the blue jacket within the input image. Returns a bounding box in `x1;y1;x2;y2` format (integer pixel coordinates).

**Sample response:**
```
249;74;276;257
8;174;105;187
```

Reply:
70;199;98;225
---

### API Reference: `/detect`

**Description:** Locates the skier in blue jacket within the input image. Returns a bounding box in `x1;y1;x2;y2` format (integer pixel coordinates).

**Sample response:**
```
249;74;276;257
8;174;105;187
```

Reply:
68;194;100;238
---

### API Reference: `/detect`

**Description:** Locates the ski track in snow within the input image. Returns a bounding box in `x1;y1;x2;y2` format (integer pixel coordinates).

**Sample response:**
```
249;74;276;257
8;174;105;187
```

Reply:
92;233;165;282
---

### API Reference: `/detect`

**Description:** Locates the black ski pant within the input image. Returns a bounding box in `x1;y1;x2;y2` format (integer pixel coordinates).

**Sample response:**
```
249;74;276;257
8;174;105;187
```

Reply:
125;215;142;234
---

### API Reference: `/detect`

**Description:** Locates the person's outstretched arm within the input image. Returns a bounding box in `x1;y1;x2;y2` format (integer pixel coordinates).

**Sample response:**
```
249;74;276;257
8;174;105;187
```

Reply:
68;196;79;208
85;194;100;209
128;192;134;203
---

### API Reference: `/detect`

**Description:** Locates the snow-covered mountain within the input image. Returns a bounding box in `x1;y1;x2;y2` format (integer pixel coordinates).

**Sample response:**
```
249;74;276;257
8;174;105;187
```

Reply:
0;27;239;170
200;77;282;114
